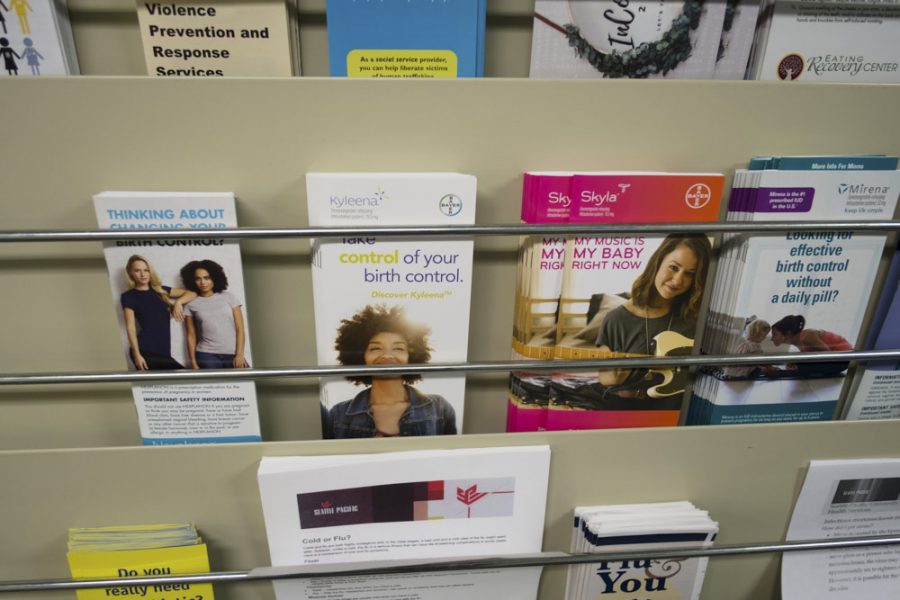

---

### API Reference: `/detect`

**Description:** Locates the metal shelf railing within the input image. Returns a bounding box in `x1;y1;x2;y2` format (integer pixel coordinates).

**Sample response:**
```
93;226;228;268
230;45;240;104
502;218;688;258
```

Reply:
2;535;899;593
1;219;897;385
1;350;898;386
0;220;899;243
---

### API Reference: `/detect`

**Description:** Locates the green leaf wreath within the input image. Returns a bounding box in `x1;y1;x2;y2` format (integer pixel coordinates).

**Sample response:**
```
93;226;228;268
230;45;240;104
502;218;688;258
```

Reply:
562;0;705;78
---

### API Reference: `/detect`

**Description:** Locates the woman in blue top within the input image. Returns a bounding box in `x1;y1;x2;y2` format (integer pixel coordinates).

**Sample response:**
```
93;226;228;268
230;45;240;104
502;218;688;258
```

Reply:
120;255;195;370
324;304;457;439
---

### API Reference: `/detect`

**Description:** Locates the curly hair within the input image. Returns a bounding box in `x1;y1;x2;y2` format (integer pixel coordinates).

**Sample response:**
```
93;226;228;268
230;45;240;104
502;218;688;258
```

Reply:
335;304;432;385
630;234;711;325
180;259;229;294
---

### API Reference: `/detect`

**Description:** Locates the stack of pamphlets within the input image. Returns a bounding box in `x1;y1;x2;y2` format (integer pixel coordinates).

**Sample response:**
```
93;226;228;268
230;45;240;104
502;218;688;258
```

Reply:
565;501;718;600
325;0;486;77
712;0;763;79
307;173;476;439
508;172;572;432
135;0;300;76
67;523;213;600
542;172;725;431
689;155;900;425
0;0;79;75
782;458;900;599
748;0;900;82
529;0;727;79
94;192;261;445
258;445;551;600
843;241;900;420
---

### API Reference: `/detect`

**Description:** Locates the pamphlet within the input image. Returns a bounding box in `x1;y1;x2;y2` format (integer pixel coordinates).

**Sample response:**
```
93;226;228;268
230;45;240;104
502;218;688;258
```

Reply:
135;0;298;76
782;458;900;599
258;445;550;599
94;192;261;445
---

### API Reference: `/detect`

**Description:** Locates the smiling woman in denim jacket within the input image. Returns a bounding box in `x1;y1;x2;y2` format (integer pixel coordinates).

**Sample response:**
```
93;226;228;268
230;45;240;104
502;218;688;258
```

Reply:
324;304;457;439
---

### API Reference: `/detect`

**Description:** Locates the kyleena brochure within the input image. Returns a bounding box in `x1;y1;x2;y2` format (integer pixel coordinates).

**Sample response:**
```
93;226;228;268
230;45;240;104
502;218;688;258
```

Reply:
94;192;261;445
307;173;476;439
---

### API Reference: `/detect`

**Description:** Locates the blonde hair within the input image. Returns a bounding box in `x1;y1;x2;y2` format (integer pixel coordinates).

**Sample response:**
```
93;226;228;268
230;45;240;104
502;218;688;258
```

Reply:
746;318;771;339
125;255;174;307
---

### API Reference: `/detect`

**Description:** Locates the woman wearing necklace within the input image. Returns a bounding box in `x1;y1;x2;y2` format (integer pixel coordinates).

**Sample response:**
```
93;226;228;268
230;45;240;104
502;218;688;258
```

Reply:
324;304;457;439
594;234;711;401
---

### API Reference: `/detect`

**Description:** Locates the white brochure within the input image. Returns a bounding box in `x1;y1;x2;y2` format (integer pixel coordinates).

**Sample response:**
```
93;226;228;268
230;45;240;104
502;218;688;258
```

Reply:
258;445;551;599
782;458;900;599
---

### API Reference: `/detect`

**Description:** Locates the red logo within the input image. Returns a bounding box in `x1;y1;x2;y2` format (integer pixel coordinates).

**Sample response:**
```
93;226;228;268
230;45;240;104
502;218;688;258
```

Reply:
457;484;489;517
777;54;804;81
320;500;332;509
685;183;711;209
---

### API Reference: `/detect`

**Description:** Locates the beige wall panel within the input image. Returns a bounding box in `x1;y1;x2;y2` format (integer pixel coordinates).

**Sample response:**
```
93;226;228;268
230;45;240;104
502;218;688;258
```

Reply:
1;78;899;449
2;421;900;598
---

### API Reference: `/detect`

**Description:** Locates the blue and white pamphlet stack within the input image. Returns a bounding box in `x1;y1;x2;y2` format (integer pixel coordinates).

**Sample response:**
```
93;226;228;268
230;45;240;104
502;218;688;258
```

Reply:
325;0;486;77
307;173;476;438
0;0;78;76
690;156;900;425
565;501;718;600
258;445;550;600
844;241;900;420
94;192;261;445
530;0;727;79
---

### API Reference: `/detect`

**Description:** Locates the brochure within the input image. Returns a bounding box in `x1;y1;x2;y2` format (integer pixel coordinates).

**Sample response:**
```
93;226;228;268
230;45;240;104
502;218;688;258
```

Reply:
782;458;900;600
67;523;213;600
0;0;78;76
307;173;476;439
530;0;727;79
750;0;900;82
135;0;298;76
258;445;550;599
94;192;261;445
325;0;485;77
844;241;900;420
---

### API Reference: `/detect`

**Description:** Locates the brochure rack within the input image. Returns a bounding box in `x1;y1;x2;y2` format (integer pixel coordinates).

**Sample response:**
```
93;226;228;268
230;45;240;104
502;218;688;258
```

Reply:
2;7;900;598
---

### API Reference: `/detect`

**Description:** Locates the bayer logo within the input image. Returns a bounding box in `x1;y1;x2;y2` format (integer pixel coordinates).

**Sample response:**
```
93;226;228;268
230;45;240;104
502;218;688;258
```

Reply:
684;184;711;209
439;194;463;217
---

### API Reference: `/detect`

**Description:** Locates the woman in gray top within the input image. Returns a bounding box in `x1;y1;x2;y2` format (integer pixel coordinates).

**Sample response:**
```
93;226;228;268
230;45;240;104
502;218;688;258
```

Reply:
179;259;249;369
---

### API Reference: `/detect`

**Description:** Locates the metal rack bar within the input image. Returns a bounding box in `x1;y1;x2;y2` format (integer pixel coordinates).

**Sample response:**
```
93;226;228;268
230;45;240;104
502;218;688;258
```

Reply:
1;350;898;386
1;220;899;243
2;535;899;592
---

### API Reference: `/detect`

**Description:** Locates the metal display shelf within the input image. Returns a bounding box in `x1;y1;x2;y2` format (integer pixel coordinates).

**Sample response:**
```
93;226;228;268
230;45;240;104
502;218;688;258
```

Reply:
0;220;899;242
2;349;899;386
3;535;899;593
